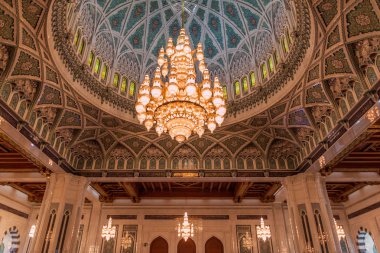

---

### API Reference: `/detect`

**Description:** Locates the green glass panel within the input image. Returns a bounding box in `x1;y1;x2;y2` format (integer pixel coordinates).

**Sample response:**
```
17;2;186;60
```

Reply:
121;78;127;92
250;72;256;87
262;63;268;79
113;73;120;88
222;86;227;99
129;82;135;97
242;77;248;92
268;56;274;73
286;29;292;44
234;81;240;96
282;37;289;53
73;30;80;46
101;65;108;80
94;58;101;74
87;51;94;66
79;40;86;55
275;51;280;64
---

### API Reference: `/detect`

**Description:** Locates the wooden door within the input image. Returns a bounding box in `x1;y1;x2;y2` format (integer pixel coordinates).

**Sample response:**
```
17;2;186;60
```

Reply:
205;237;224;253
177;238;196;253
150;237;168;253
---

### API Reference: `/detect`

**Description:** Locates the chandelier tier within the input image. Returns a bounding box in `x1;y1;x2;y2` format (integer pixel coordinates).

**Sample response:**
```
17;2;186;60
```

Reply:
101;217;116;241
177;212;194;241
136;28;227;143
256;217;271;242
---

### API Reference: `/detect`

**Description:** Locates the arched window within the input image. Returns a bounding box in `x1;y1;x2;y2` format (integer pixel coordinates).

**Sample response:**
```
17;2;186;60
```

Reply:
73;29;81;47
250;72;256;87
261;63;268;79
214;158;221;169
121;77;128;93
150;236;168;253
205;158;212;169
286;29;292;44
113;73;120;88
234;81;240;97
78;39;86;56
149;159;156;170
129;81;136;98
357;228;378;253
282;36;289;53
94;58;101;74
87;51;94;66
222;86;228;99
268;56;274;73
242;77;248;93
159;158;166;169
101;64;108;81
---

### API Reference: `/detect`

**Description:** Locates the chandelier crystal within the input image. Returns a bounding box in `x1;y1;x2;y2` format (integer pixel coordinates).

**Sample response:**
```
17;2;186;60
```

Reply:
121;233;133;249
177;212;194;241
136;28;227;142
101;217;116;241
256;217;271;242
241;232;254;249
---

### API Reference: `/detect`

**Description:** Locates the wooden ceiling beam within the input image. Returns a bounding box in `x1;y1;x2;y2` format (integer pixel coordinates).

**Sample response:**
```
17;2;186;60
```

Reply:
234;182;253;203
91;183;113;203
119;182;140;203
260;183;282;203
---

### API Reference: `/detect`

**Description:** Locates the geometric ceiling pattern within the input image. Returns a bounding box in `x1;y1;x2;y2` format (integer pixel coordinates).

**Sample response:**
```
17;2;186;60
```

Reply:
76;0;291;85
0;0;380;182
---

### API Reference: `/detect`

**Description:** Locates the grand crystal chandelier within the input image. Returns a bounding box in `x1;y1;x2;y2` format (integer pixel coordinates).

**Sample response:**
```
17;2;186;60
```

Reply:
101;217;116;241
177;212;194;241
256;217;271;242
135;26;227;142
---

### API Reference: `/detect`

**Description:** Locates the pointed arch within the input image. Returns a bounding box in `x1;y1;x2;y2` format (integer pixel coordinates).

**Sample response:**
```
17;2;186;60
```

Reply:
150;236;168;253
177;238;196;253
205;236;224;253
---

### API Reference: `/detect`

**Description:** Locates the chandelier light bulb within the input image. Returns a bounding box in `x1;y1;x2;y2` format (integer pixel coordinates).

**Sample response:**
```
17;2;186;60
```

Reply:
101;217;116;242
256;217;271;242
136;28;226;142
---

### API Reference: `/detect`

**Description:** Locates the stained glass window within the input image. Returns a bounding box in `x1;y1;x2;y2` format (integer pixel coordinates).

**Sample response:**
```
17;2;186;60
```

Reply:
275;51;280;65
129;82;135;97
78;39;86;55
286;29;292;44
282;36;289;53
87;51;94;66
268;56;274;73
242;77;248;93
73;29;81;47
250;72;256;87
101;64;108;81
262;63;268;79
94;58;101;74
234;81;240;96
121;78;127;92
222;86;228;99
113;73;120;88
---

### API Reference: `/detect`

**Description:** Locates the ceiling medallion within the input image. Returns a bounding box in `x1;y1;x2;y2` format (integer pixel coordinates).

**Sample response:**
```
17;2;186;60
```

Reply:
101;217;116;241
136;22;226;142
177;212;194;241
256;217;271;242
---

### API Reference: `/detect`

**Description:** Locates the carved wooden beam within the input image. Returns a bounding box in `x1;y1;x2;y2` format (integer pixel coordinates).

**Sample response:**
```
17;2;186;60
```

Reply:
119;182;140;203
91;183;113;203
234;182;253;203
260;183;282;203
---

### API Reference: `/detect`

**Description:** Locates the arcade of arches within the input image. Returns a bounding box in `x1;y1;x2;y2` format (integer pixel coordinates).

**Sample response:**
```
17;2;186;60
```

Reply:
1;0;380;252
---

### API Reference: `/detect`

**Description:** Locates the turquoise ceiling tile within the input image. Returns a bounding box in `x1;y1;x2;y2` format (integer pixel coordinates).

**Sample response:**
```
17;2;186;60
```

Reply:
226;23;241;48
164;9;174;21
109;8;128;32
152;34;166;56
126;2;146;31
147;14;163;49
106;0;126;12
96;0;106;8
223;1;244;34
196;8;205;20
128;24;145;49
208;13;224;49
241;7;260;31
169;19;181;41
204;34;218;59
150;1;159;13
211;0;220;12
189;19;201;47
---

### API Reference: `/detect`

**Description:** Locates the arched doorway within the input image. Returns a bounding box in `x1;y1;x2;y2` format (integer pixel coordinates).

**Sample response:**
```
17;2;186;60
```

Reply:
150;236;168;253
357;228;378;253
205;237;223;253
0;226;20;253
177;238;196;253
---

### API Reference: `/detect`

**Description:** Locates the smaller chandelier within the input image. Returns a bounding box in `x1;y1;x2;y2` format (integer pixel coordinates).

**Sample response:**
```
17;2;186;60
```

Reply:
177;212;194;241
256;217;271;242
121;233;133;249
101;217;116;241
241;232;254;249
29;225;36;238
334;219;346;240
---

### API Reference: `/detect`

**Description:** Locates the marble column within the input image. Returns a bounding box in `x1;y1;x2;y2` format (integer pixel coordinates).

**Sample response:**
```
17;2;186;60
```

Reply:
82;201;102;253
272;202;291;253
283;172;342;253
29;173;89;253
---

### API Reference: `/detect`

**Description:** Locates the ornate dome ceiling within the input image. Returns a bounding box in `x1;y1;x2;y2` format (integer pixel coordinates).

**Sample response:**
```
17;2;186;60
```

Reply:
75;0;291;86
